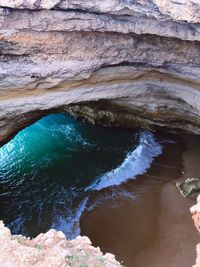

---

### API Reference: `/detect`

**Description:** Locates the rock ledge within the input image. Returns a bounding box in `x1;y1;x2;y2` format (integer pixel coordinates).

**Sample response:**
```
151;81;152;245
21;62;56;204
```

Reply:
0;221;121;267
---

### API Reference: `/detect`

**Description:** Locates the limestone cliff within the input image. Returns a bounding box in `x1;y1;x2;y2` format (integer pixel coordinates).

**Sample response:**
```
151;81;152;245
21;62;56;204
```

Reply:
191;196;200;267
0;221;121;267
0;0;200;145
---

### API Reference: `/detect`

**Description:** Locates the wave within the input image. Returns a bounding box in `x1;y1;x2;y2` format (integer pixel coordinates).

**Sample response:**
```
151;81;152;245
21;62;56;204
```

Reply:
87;131;163;191
51;196;89;240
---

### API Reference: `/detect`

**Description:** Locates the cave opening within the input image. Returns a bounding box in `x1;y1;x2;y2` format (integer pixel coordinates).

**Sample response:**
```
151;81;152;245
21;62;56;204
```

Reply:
0;113;199;266
0;113;143;238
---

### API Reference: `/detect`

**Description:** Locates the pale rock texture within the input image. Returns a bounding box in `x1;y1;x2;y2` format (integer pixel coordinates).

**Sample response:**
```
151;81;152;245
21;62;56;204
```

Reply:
0;1;200;144
0;221;121;267
153;0;200;23
191;196;200;267
0;1;200;266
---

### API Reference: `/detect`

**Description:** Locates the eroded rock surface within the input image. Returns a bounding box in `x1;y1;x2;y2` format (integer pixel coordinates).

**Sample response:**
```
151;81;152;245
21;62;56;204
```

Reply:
0;221;121;267
191;196;200;267
176;178;200;199
0;0;200;144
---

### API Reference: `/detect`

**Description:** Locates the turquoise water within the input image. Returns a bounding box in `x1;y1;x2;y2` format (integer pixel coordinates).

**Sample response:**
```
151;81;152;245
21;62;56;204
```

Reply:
0;114;162;238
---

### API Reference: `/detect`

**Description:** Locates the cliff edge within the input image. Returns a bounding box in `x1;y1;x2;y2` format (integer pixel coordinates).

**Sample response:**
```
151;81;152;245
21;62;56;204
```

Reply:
191;195;200;267
0;221;121;267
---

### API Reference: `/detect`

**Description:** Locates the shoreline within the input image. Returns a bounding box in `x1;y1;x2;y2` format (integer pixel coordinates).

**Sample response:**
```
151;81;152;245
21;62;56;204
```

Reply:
81;132;200;267
135;133;200;266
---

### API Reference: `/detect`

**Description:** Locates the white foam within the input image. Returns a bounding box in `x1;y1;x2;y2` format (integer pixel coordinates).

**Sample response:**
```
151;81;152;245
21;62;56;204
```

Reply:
51;196;89;239
88;131;163;191
87;188;136;211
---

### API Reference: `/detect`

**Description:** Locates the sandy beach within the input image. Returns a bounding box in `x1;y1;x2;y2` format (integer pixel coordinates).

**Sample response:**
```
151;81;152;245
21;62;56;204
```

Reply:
81;133;200;267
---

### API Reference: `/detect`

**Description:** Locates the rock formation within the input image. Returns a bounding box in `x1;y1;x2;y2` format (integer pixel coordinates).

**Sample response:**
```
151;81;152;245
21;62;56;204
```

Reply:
0;221;121;267
0;0;200;145
191;195;200;267
1;1;200;265
176;178;200;199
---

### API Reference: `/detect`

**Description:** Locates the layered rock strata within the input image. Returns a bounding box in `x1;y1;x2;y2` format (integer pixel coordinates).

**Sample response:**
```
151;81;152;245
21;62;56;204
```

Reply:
1;2;200;266
0;0;200;144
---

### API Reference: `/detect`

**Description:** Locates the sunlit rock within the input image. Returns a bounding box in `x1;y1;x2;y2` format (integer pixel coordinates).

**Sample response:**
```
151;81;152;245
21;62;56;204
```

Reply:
191;196;200;267
0;221;121;267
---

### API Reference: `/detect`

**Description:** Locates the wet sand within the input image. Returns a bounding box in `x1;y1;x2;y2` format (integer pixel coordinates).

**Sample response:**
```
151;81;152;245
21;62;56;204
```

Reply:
80;133;200;267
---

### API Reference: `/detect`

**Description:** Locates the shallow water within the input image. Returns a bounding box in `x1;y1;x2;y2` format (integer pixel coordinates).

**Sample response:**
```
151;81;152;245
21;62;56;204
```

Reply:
0;114;162;238
80;133;199;267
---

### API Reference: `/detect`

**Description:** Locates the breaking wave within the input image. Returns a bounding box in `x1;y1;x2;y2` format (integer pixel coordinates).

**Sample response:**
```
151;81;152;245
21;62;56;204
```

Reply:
88;131;163;190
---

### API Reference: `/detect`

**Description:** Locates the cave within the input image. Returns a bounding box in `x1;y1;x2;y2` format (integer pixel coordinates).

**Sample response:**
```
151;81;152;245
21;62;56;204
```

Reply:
0;112;199;266
1;1;200;266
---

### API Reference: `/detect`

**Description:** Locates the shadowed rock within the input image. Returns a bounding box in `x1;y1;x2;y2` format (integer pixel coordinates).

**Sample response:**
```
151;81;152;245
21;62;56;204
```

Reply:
176;178;200;199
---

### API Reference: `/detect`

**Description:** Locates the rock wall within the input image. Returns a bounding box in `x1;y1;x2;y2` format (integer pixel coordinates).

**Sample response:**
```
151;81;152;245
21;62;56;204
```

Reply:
191;196;200;267
0;221;121;267
1;2;200;265
0;0;200;144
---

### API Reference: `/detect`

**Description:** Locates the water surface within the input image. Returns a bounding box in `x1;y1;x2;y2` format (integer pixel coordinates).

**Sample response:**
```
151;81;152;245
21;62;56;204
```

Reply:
0;114;161;238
